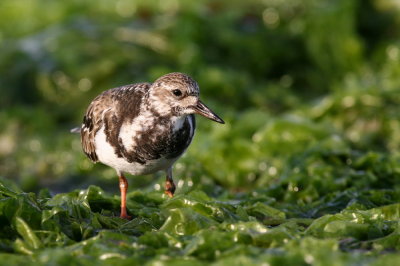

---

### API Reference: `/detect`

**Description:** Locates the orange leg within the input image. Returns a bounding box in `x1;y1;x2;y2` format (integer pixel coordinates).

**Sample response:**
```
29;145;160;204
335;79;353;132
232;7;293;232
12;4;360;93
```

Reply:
118;173;131;219
165;167;176;198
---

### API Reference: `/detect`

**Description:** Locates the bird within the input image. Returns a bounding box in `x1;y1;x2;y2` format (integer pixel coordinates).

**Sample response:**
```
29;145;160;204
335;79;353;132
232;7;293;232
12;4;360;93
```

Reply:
77;72;224;219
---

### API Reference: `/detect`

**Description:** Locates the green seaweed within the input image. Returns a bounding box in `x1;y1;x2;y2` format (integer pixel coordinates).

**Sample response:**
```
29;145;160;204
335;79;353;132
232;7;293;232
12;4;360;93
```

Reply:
2;0;400;264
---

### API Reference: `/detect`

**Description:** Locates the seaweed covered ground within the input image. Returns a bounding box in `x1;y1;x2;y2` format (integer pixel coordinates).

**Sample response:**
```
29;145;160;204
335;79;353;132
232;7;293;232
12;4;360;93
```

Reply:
1;0;400;265
2;82;400;265
2;154;400;265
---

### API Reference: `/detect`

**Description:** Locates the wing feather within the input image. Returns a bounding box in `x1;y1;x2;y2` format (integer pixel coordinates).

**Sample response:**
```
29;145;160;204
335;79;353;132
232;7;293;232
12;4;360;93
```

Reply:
80;83;150;162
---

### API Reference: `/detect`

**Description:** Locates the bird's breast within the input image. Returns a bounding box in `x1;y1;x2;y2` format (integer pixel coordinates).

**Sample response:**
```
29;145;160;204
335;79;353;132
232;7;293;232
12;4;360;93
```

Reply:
115;114;195;164
165;114;196;159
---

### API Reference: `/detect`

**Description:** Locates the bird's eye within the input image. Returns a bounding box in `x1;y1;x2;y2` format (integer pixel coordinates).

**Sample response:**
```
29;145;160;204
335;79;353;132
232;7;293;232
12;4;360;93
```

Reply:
172;89;182;97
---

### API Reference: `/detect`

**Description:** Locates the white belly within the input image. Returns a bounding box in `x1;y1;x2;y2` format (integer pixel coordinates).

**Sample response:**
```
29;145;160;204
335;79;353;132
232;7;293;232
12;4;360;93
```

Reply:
94;126;178;175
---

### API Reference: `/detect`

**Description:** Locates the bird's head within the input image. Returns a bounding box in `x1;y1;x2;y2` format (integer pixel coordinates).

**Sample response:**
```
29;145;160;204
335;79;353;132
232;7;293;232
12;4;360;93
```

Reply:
148;72;224;124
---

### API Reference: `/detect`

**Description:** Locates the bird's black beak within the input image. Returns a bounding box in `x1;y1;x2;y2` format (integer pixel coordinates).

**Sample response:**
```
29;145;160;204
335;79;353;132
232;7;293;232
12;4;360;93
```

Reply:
193;100;225;124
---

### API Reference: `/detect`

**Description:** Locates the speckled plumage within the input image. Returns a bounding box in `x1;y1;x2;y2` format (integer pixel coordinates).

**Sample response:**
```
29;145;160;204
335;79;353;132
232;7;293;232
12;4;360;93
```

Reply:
78;72;224;219
81;82;195;172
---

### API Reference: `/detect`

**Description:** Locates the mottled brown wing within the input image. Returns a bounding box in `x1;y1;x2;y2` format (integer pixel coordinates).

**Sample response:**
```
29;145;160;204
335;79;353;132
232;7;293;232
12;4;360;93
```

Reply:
80;83;150;163
80;91;114;163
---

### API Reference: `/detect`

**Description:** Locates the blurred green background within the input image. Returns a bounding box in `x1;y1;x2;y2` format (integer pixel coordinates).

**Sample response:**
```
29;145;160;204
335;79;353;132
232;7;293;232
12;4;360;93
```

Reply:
1;0;400;198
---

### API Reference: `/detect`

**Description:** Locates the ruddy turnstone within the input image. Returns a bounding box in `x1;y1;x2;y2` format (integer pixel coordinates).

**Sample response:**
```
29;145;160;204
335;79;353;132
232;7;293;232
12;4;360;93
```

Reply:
78;72;224;219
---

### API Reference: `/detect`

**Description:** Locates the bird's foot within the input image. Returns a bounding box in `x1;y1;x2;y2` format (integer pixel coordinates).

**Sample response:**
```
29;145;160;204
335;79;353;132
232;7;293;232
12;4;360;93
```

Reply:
120;213;132;220
120;209;132;220
165;190;174;198
165;180;176;198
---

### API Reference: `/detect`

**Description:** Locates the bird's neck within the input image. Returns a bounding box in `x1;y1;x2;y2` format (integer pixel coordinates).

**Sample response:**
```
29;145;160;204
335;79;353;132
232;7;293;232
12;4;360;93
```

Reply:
140;95;188;129
142;96;171;117
140;100;186;128
169;115;188;132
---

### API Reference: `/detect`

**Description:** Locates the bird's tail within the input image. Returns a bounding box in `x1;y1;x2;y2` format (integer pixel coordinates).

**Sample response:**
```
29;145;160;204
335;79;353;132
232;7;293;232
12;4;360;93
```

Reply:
70;127;81;134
